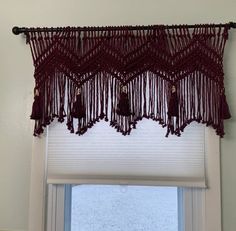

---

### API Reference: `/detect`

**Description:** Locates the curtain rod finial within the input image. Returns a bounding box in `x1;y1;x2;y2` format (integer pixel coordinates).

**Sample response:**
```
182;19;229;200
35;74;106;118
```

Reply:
229;22;236;28
12;26;21;35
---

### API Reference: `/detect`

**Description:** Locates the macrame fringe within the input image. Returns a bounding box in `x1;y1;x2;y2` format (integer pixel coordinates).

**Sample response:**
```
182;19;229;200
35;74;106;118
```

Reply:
26;24;231;137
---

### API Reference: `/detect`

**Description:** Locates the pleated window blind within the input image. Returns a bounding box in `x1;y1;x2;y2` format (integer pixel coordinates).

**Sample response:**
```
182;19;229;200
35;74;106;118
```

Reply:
47;120;206;187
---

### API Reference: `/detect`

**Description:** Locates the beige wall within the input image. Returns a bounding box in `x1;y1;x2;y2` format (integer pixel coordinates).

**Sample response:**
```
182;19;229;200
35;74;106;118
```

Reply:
0;0;235;230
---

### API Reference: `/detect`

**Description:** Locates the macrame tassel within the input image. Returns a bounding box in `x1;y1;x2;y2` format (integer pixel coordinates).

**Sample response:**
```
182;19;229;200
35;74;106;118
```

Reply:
166;85;179;137
220;92;231;119
116;86;132;116
71;88;86;119
168;85;179;117
30;88;42;120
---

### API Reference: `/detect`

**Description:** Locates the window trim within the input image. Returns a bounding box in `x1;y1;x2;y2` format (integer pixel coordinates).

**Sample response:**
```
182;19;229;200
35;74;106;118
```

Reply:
179;188;206;231
28;126;221;231
46;184;72;231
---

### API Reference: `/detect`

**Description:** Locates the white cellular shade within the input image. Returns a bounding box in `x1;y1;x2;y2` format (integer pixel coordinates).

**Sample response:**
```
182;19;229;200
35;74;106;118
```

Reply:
47;120;206;187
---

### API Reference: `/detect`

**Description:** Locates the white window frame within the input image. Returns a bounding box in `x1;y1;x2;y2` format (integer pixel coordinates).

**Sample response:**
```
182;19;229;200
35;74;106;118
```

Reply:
46;185;203;231
28;126;221;231
46;184;71;231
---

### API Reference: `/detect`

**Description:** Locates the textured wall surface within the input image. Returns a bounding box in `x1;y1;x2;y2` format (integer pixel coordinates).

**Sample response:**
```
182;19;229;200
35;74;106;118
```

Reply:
0;0;235;230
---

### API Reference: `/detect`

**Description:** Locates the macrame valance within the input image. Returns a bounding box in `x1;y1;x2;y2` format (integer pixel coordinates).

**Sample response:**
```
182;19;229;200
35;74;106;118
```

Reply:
26;24;231;137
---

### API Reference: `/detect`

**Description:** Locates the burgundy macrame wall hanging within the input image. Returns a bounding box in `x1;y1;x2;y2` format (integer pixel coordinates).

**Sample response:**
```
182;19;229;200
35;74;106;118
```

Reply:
14;24;233;137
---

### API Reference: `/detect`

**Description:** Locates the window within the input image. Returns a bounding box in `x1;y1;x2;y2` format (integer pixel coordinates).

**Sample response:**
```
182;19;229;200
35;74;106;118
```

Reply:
70;185;178;231
28;120;221;231
56;185;179;231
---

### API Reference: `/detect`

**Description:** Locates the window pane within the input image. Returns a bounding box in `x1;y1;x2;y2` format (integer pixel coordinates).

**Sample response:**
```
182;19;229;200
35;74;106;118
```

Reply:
71;185;178;231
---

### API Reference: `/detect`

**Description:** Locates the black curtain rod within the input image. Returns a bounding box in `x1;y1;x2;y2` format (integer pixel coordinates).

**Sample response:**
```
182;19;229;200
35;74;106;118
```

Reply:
12;22;236;35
